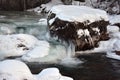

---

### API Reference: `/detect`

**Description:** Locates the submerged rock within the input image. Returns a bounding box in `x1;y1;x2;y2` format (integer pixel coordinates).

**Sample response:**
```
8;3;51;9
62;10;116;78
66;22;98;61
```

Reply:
48;5;109;51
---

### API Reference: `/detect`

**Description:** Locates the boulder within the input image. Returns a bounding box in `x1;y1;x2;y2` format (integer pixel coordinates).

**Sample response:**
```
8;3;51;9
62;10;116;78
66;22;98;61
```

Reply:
48;5;109;51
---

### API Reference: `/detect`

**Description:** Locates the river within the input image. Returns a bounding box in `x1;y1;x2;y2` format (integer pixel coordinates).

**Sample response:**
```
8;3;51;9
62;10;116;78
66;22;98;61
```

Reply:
0;11;120;80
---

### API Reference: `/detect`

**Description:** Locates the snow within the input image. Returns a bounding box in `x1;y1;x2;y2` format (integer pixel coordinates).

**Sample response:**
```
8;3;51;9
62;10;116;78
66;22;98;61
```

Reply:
0;60;73;80
77;29;84;38
0;60;35;80
106;39;120;60
77;29;90;38
107;25;119;33
50;5;108;24
27;0;63;13
75;25;120;54
21;40;50;62
109;15;120;24
0;33;71;63
41;0;63;13
37;68;73;80
0;34;38;60
38;18;47;25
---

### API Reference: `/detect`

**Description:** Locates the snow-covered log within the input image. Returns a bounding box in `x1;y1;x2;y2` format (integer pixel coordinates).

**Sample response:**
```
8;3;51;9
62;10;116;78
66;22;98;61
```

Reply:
48;5;109;51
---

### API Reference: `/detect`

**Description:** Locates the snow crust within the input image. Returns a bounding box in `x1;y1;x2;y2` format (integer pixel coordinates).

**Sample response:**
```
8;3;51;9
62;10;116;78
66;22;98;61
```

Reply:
50;5;108;24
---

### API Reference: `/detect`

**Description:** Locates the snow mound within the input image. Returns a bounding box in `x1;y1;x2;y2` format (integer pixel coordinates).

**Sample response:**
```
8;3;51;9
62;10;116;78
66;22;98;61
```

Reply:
0;60;35;80
0;60;73;80
37;68;73;80
22;40;50;62
0;34;38;60
50;5;108;24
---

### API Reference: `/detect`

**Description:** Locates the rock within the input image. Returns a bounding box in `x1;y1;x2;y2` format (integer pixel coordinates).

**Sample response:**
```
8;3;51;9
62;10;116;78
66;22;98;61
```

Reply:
48;5;109;51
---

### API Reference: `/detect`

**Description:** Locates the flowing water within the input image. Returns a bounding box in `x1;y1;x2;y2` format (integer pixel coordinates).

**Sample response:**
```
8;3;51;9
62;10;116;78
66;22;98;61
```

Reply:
1;11;120;80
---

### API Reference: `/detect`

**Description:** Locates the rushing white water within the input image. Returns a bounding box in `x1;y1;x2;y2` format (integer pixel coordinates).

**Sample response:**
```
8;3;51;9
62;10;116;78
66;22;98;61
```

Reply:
0;11;82;66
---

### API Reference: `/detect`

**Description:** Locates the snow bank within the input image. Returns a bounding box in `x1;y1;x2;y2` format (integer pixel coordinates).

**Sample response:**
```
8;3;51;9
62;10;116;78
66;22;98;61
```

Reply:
0;34;38;60
21;40;50;62
49;5;108;24
36;68;73;80
27;0;63;13
0;60;73;80
0;60;35;80
109;15;120;24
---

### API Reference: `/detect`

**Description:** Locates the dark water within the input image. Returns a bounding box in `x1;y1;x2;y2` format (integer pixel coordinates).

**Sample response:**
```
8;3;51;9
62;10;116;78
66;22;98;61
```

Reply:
28;53;120;80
